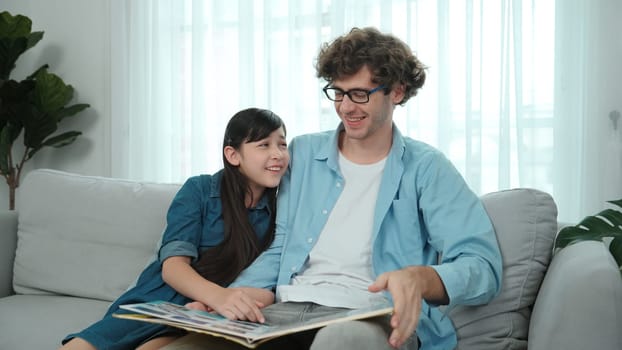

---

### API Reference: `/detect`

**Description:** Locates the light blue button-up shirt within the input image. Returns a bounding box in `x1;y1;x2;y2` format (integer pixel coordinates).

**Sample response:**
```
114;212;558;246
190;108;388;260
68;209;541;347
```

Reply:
232;124;502;350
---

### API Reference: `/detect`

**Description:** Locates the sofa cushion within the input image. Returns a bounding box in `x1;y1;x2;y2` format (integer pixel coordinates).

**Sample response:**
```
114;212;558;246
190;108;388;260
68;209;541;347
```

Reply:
449;188;557;350
529;240;622;349
0;294;110;349
13;169;180;301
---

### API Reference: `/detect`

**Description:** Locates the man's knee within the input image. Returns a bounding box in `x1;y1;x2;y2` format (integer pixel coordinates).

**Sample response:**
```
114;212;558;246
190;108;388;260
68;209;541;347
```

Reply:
310;320;392;350
159;333;244;350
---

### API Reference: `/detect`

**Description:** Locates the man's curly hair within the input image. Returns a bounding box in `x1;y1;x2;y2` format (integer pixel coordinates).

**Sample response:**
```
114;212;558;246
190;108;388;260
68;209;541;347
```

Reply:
315;27;426;105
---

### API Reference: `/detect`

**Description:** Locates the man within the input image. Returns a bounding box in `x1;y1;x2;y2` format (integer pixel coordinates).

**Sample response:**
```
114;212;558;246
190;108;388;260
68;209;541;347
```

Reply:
164;27;502;350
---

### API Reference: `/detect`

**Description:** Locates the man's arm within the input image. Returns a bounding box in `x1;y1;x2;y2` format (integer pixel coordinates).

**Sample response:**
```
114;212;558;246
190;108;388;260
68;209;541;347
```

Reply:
227;230;284;289
369;151;503;348
229;165;292;290
418;152;502;307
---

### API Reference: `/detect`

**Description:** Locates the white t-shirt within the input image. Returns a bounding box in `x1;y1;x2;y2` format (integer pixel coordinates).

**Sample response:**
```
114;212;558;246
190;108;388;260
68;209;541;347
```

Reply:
277;153;388;308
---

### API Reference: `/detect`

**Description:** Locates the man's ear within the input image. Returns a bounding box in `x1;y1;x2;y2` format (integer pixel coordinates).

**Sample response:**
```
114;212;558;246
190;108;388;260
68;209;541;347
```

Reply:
223;146;240;166
392;83;406;105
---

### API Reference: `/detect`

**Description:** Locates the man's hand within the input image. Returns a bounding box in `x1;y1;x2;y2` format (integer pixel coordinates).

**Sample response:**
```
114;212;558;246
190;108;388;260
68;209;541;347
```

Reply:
368;266;447;348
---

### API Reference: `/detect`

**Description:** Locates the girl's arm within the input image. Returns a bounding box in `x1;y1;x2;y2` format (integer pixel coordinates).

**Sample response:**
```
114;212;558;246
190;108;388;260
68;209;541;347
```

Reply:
233;287;275;306
162;256;268;323
186;287;274;313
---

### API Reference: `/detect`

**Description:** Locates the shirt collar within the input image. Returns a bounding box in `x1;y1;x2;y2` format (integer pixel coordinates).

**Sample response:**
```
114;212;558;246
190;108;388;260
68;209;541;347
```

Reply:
317;122;406;166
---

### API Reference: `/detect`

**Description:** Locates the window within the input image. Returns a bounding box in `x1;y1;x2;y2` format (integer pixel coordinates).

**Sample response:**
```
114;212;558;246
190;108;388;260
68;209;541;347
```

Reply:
112;0;621;222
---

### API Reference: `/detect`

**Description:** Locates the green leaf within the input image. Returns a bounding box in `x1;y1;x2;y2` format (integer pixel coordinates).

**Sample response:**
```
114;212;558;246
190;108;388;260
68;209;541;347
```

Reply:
26;64;49;80
0;122;23;174
0;125;13;173
0;11;33;39
0;37;27;79
53;103;90;122
26;131;81;160
610;237;622;273
576;215;618;233
32;69;74;113
0;12;43;80
556;226;601;249
596;209;622;231
0;78;34;125
21;69;83;148
22;108;58;148
557;199;622;275
25;31;43;50
41;130;81;148
0;121;22;148
607;199;622;209
25;145;41;161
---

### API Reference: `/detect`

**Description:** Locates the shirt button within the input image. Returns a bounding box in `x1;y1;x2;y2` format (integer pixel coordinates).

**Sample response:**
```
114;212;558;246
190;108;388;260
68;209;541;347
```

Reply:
291;266;297;272
336;182;341;187
322;209;328;214
307;238;313;243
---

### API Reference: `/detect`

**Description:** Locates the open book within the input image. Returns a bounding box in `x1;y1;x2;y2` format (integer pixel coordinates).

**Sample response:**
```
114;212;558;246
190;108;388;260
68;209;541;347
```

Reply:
114;300;393;348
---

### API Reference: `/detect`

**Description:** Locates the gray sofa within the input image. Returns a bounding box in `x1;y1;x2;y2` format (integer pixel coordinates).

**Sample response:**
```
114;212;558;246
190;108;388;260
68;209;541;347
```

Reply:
0;169;620;349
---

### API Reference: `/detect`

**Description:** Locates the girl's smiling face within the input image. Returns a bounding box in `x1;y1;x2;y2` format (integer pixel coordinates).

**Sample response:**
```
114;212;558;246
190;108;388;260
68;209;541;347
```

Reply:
224;126;289;205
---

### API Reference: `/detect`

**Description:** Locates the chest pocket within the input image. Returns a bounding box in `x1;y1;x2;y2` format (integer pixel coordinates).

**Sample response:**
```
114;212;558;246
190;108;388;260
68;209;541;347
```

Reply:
379;198;425;265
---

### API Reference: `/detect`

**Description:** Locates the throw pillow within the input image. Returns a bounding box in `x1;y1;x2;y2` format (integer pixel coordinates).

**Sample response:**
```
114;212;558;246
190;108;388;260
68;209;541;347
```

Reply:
449;188;557;350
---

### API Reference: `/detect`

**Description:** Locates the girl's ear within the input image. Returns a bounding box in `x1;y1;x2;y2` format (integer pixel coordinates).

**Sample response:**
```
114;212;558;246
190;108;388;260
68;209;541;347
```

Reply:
223;146;240;166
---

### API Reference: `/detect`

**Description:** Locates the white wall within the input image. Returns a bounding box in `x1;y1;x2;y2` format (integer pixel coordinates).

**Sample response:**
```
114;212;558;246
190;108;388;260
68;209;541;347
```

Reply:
576;0;622;218
1;0;111;210
590;0;622;216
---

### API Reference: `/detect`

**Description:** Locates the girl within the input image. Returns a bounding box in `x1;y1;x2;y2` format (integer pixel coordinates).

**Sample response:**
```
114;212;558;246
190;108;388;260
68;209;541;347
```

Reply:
60;108;289;350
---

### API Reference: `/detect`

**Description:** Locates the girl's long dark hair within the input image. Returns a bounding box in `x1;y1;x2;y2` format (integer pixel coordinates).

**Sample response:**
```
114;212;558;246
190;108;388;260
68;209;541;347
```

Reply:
192;108;285;287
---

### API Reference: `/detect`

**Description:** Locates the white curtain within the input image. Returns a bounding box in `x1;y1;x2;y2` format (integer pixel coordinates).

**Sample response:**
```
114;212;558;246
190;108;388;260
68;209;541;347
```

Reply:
110;0;622;223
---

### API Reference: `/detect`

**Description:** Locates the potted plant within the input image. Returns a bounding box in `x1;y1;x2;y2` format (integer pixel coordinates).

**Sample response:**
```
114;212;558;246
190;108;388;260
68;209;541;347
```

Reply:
0;11;89;210
555;199;622;275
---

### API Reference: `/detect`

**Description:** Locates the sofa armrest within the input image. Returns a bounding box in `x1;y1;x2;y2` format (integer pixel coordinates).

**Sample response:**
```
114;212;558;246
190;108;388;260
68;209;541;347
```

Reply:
0;210;18;298
529;240;622;350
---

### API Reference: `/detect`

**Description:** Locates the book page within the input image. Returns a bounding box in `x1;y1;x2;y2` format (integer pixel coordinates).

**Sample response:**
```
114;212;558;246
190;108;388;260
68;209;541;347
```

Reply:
116;300;393;347
118;301;269;339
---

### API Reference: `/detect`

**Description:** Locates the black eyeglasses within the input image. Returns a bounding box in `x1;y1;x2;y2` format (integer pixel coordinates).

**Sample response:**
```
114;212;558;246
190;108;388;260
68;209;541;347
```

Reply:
322;84;386;104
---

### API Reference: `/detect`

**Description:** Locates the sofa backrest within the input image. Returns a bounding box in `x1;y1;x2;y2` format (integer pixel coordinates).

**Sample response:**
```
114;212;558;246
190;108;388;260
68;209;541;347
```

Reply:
13;169;181;302
12;170;560;348
450;188;558;349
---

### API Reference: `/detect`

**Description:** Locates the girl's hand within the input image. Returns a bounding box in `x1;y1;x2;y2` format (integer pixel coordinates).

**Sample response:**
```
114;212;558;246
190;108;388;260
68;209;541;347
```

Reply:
161;257;268;323
209;287;266;323
234;287;275;307
185;301;212;312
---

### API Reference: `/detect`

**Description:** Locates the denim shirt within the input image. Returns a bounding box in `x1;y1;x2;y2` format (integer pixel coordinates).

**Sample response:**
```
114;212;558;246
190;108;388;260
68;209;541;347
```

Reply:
232;124;502;350
158;170;272;263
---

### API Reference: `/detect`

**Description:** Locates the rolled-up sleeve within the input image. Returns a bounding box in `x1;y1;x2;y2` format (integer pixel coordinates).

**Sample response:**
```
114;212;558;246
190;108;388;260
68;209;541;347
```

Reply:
159;240;198;262
157;176;205;263
420;153;502;307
